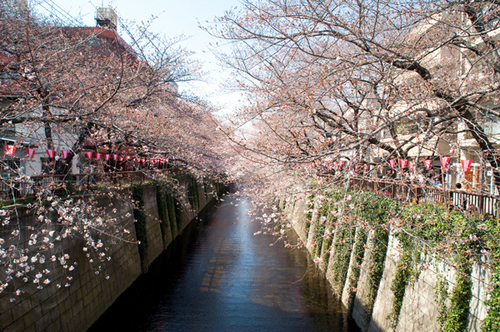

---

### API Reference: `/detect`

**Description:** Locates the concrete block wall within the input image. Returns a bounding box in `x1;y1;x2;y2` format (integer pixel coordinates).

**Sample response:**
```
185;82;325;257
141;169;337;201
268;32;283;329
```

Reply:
0;194;142;332
283;193;491;332
0;178;224;332
141;183;164;266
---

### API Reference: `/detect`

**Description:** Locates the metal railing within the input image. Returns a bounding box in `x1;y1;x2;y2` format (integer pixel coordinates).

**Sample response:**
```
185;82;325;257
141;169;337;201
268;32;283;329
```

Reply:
349;177;499;217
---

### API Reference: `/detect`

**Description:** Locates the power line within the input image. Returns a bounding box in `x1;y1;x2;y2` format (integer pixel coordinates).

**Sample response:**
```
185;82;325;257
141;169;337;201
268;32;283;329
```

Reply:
36;0;83;26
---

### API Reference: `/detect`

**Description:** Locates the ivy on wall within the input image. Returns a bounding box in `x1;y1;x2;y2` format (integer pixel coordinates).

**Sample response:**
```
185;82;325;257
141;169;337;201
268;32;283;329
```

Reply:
366;226;389;315
346;227;367;311
330;227;354;291
435;273;450;329
388;232;417;328
485;235;500;331
442;259;473;332
283;183;500;331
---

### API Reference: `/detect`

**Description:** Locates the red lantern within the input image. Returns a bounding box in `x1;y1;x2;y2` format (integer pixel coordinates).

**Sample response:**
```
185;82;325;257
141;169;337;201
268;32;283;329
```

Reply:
461;159;472;173
27;148;36;158
6;145;16;156
440;156;451;168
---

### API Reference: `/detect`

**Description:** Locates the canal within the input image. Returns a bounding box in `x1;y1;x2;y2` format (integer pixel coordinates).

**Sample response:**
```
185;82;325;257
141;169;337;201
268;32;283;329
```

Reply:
89;194;359;331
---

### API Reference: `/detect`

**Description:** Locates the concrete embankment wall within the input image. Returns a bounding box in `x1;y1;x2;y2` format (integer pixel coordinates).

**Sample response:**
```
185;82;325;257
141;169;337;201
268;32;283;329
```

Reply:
281;194;489;332
0;176;225;332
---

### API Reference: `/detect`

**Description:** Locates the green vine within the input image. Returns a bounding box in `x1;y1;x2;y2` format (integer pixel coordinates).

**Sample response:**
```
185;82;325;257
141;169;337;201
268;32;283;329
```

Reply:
388;232;417;327
331;227;354;292
346;227;368;310
435;273;450;329
284;182;500;331
366;226;389;314
442;259;472;332
483;220;500;331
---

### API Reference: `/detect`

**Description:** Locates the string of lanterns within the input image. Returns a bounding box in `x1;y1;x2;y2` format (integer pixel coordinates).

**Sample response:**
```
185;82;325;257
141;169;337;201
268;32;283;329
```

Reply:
4;145;169;164
307;156;474;174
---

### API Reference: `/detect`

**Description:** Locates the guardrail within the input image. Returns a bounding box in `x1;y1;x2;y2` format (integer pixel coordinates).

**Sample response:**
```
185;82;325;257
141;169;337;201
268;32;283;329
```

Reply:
349;177;499;217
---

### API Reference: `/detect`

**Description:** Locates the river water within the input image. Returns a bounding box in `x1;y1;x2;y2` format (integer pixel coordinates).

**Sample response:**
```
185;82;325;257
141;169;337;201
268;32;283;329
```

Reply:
89;195;359;332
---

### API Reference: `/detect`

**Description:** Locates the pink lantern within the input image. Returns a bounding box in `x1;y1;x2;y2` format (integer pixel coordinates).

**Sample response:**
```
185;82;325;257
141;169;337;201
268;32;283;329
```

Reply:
423;160;432;170
85;151;93;159
399;159;408;169
61;150;69;158
388;159;396;168
46;149;55;158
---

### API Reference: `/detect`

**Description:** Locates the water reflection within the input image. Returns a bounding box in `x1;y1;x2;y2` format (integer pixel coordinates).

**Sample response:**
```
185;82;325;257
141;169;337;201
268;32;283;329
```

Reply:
89;195;358;332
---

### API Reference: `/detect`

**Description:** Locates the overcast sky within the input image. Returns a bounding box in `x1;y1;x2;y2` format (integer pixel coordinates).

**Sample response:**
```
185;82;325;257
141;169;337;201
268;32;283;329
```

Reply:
34;0;243;113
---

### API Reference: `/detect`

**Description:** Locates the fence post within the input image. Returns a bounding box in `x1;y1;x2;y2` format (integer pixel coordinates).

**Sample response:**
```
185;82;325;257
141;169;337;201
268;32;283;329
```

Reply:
497;199;499;227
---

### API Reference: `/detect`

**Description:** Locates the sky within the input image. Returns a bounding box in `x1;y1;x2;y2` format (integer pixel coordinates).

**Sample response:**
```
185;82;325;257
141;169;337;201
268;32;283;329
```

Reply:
34;0;243;114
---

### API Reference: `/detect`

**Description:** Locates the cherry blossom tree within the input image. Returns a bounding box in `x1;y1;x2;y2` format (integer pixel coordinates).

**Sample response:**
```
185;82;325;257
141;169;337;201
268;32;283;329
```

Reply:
210;0;500;193
0;2;229;298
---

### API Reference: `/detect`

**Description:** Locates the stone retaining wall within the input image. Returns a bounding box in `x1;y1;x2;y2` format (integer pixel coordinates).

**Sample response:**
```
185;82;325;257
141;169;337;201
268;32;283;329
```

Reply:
0;177;225;332
282;193;490;332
